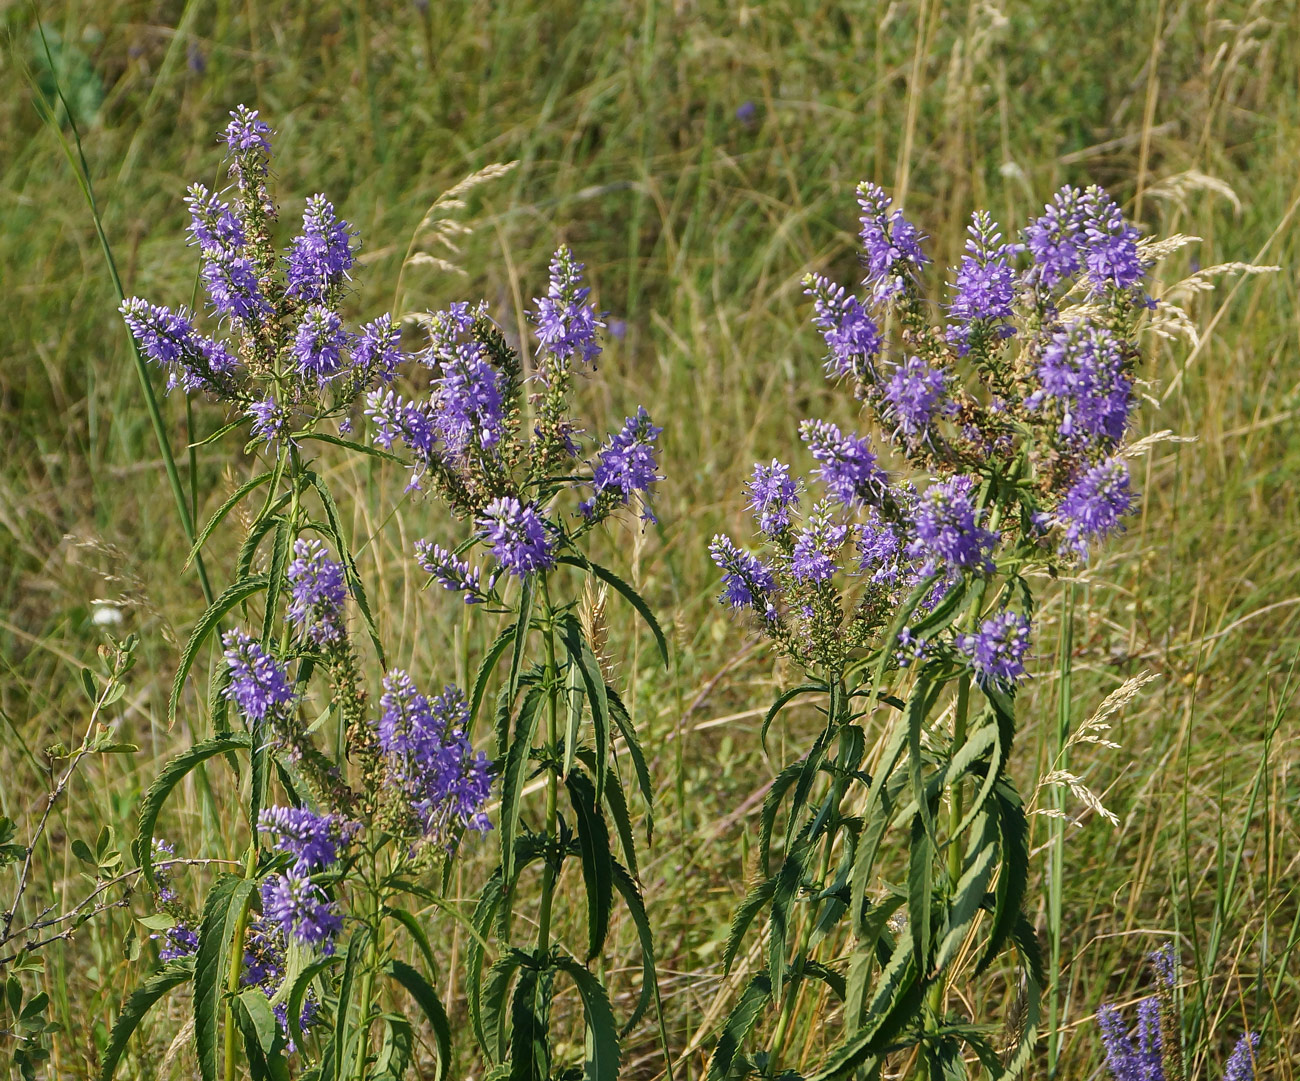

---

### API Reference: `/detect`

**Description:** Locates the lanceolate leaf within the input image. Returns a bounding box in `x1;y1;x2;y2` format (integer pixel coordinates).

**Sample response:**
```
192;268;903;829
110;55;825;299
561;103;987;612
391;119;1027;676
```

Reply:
259;514;291;647
557;555;668;667
508;575;534;705
500;685;545;885
387;959;453;1081
609;861;660;1036
99;958;194;1081
135;733;250;888
237;989;288;1081
606;684;654;816
468;874;505;1056
722;872;778;975
295;431;405;463
371;1017;417;1081
286;956;341;1056
768;830;814;1000
508;966;551;1081
482;949;528;1063
976;780;1029;977
169;576;268;728
185;470;273;570
933;809;999;974
473;624;518;737
553;957;622;1081
908;812;934;974
566;768;614;960
322;925;371;1081
759;760;807;876
560;615;609;799
306;470;385;666
577;747;639;877
704;973;772;1081
760;680;828;751
194;875;256;1081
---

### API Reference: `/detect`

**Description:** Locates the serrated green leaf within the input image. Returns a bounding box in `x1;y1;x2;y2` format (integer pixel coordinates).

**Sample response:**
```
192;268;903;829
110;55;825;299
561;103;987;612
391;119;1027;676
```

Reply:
723;874;777;975
195;875;256;1081
975;780;1029;977
609;861;660;1036
500;686;545;885
908;812;933;973
185;471;274;571
760;681;827;752
704;973;771;1081
560;616;609;800
371;1015;416;1081
473;624;518;737
295;431;405;463
557;555;668;667
508;966;550;1081
508;576;534;706
566;768;613;960
135;734;250;888
170;577;269;729
99;958;194;1080
553;957;621;1081
387;959;453;1081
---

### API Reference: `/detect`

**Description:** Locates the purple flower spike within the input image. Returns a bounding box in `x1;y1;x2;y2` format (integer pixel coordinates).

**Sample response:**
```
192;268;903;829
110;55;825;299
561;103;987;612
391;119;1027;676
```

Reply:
1027;321;1132;446
286;539;347;645
260;874;342;952
221;629;295;722
532;246;604;368
856;181;929;303
224;105;271;154
1225;1033;1261;1081
946;210;1018;354
287;194;356;302
747;459;801;536
883;356;949;439
1026;185;1087;289
185;184;245;255
257;806;355;875
415;540;493;604
1082;187;1144;293
478;498;557;577
1056;457;1133;560
352;314;405;383
908;475;999;576
581;406;663;523
710;534;778;615
293;305;348;380
799;419;888;508
433;342;507;454
791;505;849;584
956;610;1031;690
805;273;881;377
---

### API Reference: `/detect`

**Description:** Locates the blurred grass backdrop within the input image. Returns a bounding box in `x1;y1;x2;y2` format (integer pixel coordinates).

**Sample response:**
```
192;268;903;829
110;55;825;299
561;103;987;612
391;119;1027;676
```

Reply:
3;0;1300;1077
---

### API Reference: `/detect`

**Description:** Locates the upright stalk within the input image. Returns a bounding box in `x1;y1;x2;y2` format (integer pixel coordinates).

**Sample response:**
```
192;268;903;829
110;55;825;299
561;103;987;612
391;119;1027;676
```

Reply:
766;682;850;1079
535;575;561;959
1046;583;1075;1075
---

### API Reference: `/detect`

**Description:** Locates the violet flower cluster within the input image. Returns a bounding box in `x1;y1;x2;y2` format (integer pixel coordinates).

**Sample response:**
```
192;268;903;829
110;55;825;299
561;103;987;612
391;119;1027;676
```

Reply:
363;247;662;606
712;180;1156;682
1097;946;1260;1081
121;106;404;447
375;670;493;843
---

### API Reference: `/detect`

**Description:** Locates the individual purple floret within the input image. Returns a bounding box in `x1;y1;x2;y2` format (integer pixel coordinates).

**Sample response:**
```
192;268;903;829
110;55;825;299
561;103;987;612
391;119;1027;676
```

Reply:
260;874;342;953
1081;187;1144;293
800;420;888;508
285;538;347;645
747;459;801;536
119;298;238;394
184;184;245;255
856;181;929;303
1025;185;1087;289
414;540;494;604
532;245;604;368
376;672;493;838
352;314;405;383
580;406;663;523
221;629;295;722
1055;457;1133;560
157;922;199;962
908;474;999;575
477;497;557;577
247;396;291;445
433;342;506;454
805;273;881;377
946;210;1018;355
1225;1033;1261;1081
883;356;950;439
224;105;272;154
1134;999;1163;1081
1027;321;1132;445
955;610;1031;690
286;194;356;302
258;806;355;875
293;304;348;380
791;506;849;585
709;535;779;616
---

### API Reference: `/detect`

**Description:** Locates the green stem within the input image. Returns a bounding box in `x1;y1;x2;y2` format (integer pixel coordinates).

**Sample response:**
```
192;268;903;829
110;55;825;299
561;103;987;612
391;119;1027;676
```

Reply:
535;575;560;960
1046;583;1074;1076
767;683;850;1079
27;23;214;606
352;848;382;1081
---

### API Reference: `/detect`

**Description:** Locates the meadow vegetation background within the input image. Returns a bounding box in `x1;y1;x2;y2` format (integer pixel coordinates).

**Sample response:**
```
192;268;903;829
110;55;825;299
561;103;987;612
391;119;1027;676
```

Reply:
2;0;1298;1076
